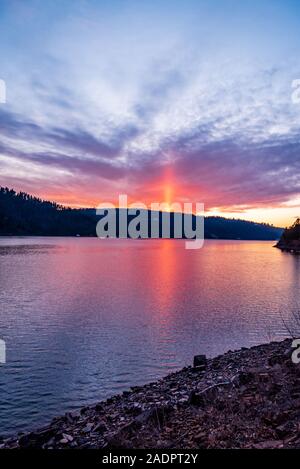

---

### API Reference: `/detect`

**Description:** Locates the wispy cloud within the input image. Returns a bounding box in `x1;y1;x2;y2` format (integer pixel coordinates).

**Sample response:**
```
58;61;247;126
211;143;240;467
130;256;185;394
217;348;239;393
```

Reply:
0;0;300;223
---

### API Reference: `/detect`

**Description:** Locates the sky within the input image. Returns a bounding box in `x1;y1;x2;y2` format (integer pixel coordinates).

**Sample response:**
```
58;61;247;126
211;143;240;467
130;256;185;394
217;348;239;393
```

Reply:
0;0;300;226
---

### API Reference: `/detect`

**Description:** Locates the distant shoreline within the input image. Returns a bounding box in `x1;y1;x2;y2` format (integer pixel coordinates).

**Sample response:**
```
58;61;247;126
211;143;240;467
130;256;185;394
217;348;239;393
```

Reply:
0;188;283;240
0;235;281;241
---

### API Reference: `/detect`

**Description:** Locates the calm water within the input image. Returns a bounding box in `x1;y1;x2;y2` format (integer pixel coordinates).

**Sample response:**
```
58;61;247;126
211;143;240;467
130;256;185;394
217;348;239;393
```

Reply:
0;237;299;436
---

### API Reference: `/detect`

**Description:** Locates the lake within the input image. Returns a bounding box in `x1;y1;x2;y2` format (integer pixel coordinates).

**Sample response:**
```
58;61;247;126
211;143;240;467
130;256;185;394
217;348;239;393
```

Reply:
0;237;299;436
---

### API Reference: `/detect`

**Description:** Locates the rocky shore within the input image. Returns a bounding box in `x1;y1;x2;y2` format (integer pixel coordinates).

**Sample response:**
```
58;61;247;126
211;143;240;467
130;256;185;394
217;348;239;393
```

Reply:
2;338;300;449
276;218;300;253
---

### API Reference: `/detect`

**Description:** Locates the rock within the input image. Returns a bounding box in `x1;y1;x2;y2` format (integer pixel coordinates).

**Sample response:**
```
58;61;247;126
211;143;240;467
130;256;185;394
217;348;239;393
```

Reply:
188;390;205;407
134;406;171;428
268;354;285;367
193;431;207;444
80;407;89;415
237;371;255;385
191;365;206;373
276;423;291;438
92;422;107;433
253;440;283;449
283;347;292;359
19;428;57;448
193;355;207;368
82;423;94;433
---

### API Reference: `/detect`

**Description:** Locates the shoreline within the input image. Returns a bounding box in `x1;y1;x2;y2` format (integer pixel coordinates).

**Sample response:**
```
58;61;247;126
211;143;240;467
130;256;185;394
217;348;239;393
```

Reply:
2;338;299;449
275;244;300;254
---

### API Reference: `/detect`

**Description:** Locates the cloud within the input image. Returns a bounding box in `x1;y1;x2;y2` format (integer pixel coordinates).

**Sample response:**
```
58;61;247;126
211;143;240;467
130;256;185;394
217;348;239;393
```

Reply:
0;0;300;220
1;65;300;213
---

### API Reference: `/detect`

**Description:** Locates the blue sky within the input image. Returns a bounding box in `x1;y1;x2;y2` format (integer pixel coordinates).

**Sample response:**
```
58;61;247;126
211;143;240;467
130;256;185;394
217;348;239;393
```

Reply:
0;0;300;225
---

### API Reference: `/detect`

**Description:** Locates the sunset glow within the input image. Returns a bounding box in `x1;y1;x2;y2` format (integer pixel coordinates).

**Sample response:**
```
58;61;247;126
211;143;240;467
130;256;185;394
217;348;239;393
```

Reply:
0;0;300;227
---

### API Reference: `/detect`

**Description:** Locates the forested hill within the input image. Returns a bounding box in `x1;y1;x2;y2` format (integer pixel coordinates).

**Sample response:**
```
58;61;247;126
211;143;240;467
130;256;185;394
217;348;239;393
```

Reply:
0;188;283;240
276;218;300;251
